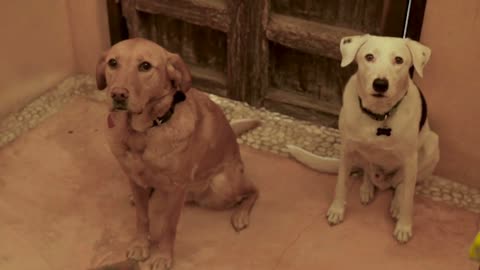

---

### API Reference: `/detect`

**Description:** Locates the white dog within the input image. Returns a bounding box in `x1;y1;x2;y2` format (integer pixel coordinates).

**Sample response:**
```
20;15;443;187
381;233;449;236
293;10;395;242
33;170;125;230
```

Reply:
287;34;440;243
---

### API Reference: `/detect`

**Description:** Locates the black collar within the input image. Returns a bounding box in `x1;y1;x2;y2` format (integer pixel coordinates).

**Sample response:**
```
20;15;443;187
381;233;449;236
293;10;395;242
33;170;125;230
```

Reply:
358;93;406;122
152;91;186;127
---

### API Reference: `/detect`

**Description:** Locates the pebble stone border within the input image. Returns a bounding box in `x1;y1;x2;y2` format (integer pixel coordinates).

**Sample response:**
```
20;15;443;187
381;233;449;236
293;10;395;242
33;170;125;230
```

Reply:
1;74;479;214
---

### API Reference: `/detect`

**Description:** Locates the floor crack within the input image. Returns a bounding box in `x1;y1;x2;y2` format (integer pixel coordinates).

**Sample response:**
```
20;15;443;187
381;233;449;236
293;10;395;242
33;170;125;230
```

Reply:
271;211;323;270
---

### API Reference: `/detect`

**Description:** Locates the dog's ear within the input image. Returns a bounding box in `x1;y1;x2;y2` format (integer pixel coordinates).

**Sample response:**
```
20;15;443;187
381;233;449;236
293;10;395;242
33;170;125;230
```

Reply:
166;52;192;93
339;34;370;67
405;39;431;78
96;52;107;90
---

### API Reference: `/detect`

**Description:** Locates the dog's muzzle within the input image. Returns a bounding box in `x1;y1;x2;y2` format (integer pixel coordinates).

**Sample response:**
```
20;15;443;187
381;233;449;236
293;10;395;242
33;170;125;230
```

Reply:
111;87;129;111
372;78;389;93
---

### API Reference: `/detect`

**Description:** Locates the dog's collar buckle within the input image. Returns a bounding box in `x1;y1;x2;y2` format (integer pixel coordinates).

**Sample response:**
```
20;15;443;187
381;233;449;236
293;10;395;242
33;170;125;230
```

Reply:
152;91;186;127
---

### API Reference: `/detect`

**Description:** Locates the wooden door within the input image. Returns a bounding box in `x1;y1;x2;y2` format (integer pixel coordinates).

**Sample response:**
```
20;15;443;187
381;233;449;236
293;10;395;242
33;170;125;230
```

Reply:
109;0;426;127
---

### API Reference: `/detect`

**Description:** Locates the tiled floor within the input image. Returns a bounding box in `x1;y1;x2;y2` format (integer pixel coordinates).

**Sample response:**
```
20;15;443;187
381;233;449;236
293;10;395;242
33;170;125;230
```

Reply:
1;74;479;214
0;96;477;269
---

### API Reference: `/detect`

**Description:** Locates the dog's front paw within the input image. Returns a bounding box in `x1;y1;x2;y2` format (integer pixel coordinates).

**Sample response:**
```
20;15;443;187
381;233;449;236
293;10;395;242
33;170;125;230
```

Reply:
126;237;150;261
141;251;173;270
231;208;250;232
326;202;345;225
393;221;413;243
129;194;135;206
360;181;375;205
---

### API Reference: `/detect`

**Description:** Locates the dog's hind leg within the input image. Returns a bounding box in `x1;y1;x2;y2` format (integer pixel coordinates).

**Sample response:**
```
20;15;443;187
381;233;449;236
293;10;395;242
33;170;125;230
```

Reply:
129;187;155;206
417;131;440;183
194;162;258;232
360;173;375;205
229;177;258;232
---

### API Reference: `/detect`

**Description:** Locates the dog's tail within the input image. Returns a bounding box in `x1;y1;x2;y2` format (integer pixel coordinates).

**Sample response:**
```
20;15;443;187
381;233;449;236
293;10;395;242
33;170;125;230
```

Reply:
286;145;339;174
230;119;261;137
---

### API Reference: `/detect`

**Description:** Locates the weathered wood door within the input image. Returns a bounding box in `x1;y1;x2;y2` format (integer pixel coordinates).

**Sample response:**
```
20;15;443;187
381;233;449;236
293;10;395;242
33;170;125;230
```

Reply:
111;0;425;127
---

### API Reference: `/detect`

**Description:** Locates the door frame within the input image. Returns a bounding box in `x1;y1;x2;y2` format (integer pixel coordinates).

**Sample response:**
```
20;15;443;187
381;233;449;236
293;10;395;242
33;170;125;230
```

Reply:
107;0;428;45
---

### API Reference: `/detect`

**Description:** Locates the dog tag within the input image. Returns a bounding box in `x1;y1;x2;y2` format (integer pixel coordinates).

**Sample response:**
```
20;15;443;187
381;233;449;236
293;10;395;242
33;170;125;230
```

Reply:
107;114;115;128
376;127;391;136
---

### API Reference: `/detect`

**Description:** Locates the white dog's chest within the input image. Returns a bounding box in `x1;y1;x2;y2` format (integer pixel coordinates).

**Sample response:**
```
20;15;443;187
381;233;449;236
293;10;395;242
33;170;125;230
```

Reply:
342;109;413;172
347;137;402;169
344;129;408;189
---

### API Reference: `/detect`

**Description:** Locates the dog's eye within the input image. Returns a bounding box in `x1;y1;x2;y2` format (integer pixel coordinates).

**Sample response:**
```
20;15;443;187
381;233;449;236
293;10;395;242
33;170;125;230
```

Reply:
139;61;152;72
394;56;404;64
365;54;375;62
107;58;118;68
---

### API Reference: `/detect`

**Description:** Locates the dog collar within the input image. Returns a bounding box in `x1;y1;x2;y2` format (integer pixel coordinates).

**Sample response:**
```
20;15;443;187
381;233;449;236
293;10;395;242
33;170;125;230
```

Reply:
152;91;186;127
358;94;406;122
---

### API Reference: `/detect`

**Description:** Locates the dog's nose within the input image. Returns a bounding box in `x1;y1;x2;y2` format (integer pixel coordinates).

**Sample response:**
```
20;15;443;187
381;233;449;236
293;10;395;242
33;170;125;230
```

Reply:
111;87;129;101
372;78;389;93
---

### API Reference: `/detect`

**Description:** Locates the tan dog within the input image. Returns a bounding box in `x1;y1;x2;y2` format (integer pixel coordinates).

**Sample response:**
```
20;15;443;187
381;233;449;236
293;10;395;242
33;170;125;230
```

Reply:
96;38;259;269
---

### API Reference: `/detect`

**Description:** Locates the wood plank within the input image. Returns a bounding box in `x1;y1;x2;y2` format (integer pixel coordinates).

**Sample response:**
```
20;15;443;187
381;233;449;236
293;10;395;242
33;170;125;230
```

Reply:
226;0;269;106
404;0;427;40
193;84;227;97
379;0;408;37
106;0;129;45
263;99;338;128
266;13;363;60
121;0;144;37
190;65;227;97
136;0;230;32
271;0;385;34
264;88;341;116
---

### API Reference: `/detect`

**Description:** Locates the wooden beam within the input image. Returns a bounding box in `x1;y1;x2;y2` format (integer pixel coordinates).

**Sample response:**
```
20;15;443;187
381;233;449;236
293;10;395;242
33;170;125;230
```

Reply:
264;88;341;116
136;0;230;32
379;0;408;37
263;99;338;128
266;13;363;60
121;0;144;37
226;0;269;106
106;0;129;45
404;0;427;40
190;65;227;97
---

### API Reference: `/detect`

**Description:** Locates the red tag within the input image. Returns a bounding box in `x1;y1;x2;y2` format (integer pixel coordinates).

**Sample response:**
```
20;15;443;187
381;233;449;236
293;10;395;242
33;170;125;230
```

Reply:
107;114;115;128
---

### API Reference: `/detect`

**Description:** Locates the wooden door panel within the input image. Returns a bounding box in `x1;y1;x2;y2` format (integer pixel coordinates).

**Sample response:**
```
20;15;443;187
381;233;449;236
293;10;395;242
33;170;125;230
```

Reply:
136;0;230;32
268;43;349;101
266;42;356;125
226;0;269;106
272;0;387;33
136;13;228;96
265;0;410;126
113;0;425;127
150;15;227;73
266;14;361;60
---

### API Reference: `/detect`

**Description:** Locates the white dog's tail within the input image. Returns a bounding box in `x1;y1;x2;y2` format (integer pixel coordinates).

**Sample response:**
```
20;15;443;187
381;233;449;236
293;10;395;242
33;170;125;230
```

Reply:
230;119;261;137
286;145;339;174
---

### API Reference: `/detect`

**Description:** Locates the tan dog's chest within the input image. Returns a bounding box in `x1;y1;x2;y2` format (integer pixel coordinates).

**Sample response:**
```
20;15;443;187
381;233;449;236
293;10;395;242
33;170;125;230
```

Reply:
106;112;191;188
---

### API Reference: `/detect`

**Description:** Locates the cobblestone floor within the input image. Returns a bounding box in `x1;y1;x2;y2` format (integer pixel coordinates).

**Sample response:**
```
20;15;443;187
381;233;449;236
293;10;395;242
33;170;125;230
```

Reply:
1;74;479;214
